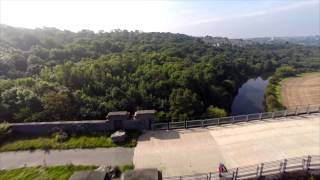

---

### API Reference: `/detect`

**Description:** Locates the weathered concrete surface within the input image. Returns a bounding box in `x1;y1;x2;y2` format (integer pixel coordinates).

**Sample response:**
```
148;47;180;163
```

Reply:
0;147;133;170
133;129;224;176
133;114;320;177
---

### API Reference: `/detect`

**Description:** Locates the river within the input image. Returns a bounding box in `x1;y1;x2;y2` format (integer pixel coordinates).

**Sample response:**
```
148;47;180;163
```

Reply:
231;77;269;115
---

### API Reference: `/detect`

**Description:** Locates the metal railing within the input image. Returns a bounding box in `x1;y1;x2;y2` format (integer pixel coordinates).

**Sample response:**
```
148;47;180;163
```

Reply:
163;155;320;180
152;104;320;131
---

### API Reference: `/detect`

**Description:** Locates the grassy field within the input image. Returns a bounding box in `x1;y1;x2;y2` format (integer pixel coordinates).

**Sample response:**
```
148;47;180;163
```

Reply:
0;131;141;152
0;165;96;180
0;164;134;180
277;72;320;108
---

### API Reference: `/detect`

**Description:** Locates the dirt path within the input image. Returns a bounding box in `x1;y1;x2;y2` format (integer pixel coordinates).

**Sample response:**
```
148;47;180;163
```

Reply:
281;73;320;108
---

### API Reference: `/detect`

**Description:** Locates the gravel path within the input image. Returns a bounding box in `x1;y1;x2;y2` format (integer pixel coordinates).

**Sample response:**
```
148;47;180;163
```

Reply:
0;147;134;170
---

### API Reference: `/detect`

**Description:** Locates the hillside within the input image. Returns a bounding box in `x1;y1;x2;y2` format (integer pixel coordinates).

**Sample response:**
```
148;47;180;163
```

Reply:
0;25;319;122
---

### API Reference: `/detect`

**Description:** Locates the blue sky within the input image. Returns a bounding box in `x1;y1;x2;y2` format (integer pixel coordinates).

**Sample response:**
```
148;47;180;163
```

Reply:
1;0;319;38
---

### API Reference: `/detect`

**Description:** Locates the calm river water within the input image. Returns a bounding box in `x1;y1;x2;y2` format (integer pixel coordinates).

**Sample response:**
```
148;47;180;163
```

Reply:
231;77;269;115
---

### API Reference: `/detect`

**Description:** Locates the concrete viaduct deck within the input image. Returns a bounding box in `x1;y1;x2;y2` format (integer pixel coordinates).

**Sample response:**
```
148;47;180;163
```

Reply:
133;113;320;177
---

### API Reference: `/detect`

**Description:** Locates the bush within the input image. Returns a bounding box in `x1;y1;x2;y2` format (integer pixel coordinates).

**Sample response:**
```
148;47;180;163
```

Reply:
119;164;134;173
53;131;69;143
0;123;12;142
275;66;296;78
205;106;227;118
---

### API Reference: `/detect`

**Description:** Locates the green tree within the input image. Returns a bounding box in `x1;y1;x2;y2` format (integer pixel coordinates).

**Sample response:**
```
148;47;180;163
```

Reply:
205;106;227;118
41;92;75;121
169;88;204;121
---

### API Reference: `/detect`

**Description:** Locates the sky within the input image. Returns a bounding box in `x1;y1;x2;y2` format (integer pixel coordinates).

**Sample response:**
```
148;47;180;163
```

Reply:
0;0;319;38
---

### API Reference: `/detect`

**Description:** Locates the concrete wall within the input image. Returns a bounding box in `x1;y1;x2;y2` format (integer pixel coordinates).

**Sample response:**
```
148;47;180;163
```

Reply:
8;110;156;136
10;120;113;136
122;119;149;130
10;119;150;136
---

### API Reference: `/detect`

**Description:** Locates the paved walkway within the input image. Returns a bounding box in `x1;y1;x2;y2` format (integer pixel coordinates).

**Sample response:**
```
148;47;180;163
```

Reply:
0;147;133;170
134;114;320;177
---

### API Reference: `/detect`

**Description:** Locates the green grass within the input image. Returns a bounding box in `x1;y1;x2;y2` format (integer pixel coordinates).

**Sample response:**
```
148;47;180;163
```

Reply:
0;131;141;152
0;164;134;180
118;164;134;173
0;165;96;180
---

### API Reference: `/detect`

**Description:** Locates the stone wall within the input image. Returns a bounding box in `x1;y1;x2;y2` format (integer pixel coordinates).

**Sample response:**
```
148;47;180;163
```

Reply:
9;110;156;136
9;118;152;136
10;120;112;136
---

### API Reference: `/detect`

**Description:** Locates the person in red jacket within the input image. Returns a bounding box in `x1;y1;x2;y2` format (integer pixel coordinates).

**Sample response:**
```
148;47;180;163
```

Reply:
218;163;227;177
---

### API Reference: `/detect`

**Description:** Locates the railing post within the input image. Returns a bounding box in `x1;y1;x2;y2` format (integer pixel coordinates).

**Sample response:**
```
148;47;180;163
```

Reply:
256;165;260;176
259;163;264;177
232;116;235;123
234;168;238;180
184;119;187;129
302;159;306;170
202;120;204;128
217;118;220;125
306;104;310;114
282;159;287;173
318;105;320;113
306;155;311;171
208;172;211;180
272;112;275;118
295;106;298;115
167;121;170;130
246;115;249;122
259;113;262;120
284;110;287;117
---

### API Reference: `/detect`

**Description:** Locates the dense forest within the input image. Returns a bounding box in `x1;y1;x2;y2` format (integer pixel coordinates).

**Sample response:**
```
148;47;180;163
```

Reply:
0;24;319;123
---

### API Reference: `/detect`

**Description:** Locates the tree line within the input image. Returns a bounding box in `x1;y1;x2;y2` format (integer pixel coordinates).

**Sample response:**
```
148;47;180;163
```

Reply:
0;25;319;122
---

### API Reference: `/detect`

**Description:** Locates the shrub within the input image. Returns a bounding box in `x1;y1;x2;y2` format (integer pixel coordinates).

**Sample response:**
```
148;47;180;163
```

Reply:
0;123;12;142
120;164;134;173
113;166;121;177
53;131;69;143
205;106;227;118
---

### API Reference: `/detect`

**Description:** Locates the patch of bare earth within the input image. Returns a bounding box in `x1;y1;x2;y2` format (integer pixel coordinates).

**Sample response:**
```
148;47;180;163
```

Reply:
281;73;320;108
